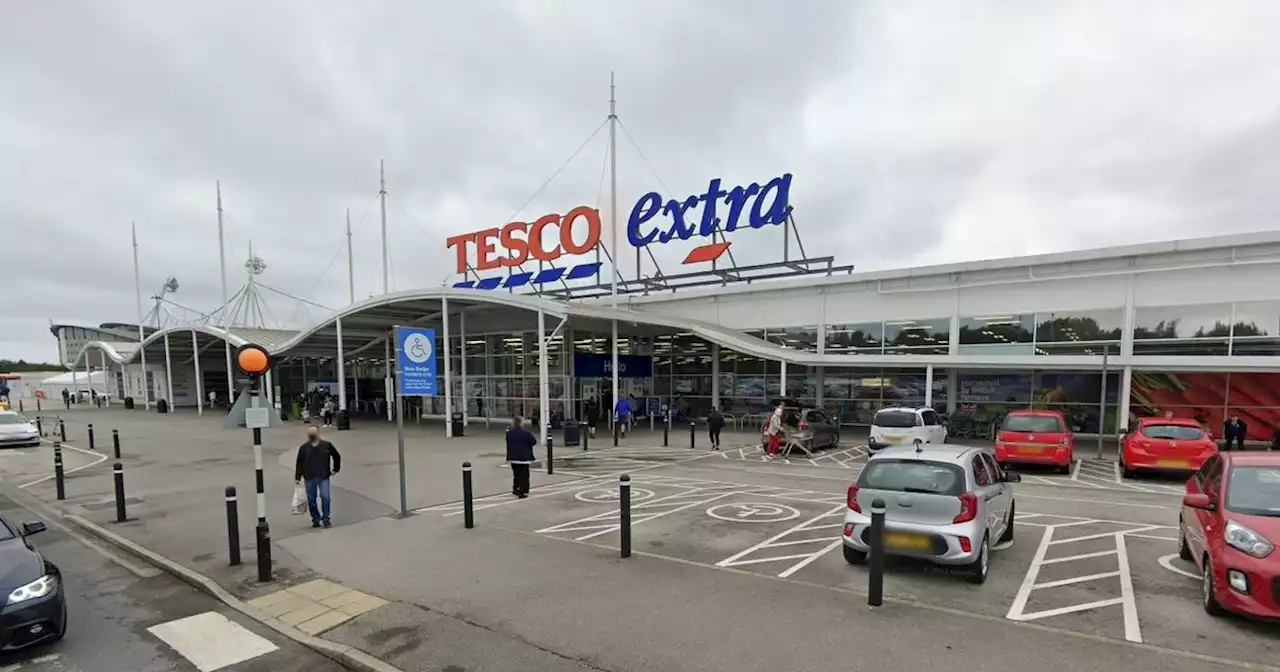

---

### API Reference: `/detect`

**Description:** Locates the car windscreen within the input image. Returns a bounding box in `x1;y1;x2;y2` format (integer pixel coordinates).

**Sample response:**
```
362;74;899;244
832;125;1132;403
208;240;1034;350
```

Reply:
1139;424;1204;441
0;415;28;425
1226;467;1280;517
872;411;917;428
0;519;13;542
856;459;965;496
1001;415;1061;433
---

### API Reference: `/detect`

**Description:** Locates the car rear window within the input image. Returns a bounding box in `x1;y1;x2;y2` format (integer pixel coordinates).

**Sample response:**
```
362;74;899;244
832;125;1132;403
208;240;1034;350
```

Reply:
872;410;917;428
1225;467;1280;516
856;459;966;496
1001;415;1062;433
1139;424;1204;441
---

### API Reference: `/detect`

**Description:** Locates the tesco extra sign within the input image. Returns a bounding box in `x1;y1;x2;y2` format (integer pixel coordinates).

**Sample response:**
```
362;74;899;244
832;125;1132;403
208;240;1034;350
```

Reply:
447;172;794;276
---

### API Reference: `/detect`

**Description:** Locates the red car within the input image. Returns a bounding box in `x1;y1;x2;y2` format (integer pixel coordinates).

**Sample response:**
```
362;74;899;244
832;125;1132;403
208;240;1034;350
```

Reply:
1179;452;1280;618
995;410;1073;473
1120;417;1217;478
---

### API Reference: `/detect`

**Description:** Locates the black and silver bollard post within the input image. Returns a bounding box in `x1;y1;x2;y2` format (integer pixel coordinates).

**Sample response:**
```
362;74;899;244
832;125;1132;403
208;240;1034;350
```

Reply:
689;420;696;449
36;416;43;437
662;415;669;447
256;521;271;582
17;399;22;413
462;461;474;529
620;474;631;558
88;424;95;451
868;497;887;607
113;462;126;522
112;429;121;460
36;398;42;413
613;417;620;447
59;419;66;442
53;442;65;501
546;426;555;475
582;424;589;452
225;486;241;566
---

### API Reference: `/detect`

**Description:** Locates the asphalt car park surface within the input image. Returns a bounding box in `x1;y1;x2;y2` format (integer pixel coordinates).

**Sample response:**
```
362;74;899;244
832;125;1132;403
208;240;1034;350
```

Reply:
428;440;1280;668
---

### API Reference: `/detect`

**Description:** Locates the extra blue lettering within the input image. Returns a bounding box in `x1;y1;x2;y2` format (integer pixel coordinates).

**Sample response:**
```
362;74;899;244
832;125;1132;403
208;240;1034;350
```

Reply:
658;196;700;243
697;178;727;237
749;173;793;229
721;183;760;232
626;192;662;246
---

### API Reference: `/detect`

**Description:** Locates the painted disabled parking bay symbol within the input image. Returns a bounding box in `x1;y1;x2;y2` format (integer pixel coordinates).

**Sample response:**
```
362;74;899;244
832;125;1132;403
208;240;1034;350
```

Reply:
706;502;802;523
575;487;655;503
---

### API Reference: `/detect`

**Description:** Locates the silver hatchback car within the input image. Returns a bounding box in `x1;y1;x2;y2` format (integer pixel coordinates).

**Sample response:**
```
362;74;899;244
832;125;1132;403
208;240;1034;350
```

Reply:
841;443;1020;584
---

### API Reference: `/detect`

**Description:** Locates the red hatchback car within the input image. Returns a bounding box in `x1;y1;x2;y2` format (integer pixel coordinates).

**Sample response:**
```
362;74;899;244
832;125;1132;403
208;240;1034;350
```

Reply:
1179;452;1280;618
995;410;1073;473
1120;417;1217;478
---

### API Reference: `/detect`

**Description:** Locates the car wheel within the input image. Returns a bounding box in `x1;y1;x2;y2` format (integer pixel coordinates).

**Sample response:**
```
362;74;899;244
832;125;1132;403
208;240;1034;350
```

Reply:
843;544;867;565
1056;462;1070;475
999;502;1015;544
966;536;990;584
1178;520;1193;561
1202;556;1226;616
1119;455;1136;479
831;432;840;448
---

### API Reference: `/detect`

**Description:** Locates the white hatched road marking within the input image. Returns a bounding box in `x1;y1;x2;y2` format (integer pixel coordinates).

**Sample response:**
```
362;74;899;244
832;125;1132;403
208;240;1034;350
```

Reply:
536;484;747;540
19;438;109;488
147;611;278;671
1007;514;1178;642
0;654;61;671
715;504;848;577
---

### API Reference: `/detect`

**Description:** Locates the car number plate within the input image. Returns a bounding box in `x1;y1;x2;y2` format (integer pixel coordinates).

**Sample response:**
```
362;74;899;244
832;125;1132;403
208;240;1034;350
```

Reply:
1156;458;1188;468
1018;445;1046;454
883;532;930;551
886;436;903;444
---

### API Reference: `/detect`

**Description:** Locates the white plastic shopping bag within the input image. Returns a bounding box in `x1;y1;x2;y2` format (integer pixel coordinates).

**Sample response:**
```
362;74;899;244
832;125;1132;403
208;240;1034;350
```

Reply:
291;484;307;515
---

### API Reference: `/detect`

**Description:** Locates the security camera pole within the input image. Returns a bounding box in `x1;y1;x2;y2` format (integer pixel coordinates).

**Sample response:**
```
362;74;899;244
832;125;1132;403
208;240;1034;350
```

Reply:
234;343;274;582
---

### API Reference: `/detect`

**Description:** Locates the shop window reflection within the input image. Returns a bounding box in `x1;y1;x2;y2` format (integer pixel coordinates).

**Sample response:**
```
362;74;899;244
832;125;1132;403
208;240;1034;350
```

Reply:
1132;303;1231;356
883;318;950;355
1230;300;1280;356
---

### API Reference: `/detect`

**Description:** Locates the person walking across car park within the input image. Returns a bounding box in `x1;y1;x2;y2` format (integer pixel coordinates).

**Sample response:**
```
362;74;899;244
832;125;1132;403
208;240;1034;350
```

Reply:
61;388;70;409
321;397;336;427
585;397;601;438
1223;413;1248;451
764;402;785;458
294;425;341;528
614;395;633;438
506;415;536;498
707;406;725;450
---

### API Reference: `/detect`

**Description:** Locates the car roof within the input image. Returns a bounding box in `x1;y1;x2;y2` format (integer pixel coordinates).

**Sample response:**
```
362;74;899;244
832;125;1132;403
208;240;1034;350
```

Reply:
877;406;927;413
1136;417;1201;427
1005;409;1064;418
868;443;983;466
1224;452;1280;467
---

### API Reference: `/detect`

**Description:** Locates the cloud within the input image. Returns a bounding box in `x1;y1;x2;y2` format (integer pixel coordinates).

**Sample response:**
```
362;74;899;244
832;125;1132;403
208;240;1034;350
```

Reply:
2;0;1278;362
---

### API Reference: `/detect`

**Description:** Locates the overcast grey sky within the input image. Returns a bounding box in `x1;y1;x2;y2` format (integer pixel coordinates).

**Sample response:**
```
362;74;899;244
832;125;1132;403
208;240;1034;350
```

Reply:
4;1;1280;363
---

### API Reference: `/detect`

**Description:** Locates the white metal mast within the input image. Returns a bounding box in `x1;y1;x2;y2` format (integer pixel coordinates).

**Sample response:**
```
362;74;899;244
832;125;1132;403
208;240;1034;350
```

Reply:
132;222;150;409
380;160;389;295
609;73;620;419
346;208;356;305
218;182;233;403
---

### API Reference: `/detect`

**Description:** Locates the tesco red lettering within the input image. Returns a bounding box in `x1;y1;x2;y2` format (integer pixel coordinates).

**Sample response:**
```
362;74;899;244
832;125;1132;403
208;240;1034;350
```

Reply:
447;206;601;274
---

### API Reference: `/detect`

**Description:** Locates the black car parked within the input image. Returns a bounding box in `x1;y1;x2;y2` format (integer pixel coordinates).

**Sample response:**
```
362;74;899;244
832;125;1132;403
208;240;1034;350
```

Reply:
0;517;65;651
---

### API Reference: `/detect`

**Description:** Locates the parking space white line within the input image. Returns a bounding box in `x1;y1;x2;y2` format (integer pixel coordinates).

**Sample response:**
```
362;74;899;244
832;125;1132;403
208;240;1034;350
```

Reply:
1115;532;1142;643
1013;597;1127;621
1051;525;1167;545
1008;526;1054;621
719;552;819;567
1034;571;1121;589
1158;553;1200;580
20;439;108;488
716;504;847;576
1042;549;1118;565
777;539;844;578
1126;533;1178;542
766;536;844;549
1016;492;1176;509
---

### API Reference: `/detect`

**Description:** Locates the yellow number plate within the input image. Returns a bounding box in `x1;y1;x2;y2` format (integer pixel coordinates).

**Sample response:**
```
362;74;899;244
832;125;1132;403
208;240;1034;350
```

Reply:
883;532;930;551
1156;458;1189;468
1018;445;1046;454
886;436;903;444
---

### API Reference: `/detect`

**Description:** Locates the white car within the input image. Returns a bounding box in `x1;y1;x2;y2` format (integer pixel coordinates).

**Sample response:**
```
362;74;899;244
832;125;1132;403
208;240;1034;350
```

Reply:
0;411;41;448
868;406;947;452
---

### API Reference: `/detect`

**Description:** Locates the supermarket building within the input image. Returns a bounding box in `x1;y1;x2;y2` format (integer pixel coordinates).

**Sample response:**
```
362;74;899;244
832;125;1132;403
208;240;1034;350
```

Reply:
52;229;1280;443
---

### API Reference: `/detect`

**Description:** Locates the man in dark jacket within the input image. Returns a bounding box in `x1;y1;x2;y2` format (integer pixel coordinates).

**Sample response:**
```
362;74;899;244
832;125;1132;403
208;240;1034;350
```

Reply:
295;425;341;528
584;398;601;438
1223;414;1248;451
506;415;537;498
707;406;725;451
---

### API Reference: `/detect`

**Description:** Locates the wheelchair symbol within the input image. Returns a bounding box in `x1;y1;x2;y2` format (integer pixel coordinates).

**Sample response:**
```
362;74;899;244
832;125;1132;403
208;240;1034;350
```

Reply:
706;502;802;523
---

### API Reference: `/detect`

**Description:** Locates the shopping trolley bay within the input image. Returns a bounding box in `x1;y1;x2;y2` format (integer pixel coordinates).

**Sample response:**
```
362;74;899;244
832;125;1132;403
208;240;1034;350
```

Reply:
425;441;1280;668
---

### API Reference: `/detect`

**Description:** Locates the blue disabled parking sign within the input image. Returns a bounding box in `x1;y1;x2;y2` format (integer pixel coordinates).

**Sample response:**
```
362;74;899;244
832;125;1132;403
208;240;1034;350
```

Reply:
396;327;436;396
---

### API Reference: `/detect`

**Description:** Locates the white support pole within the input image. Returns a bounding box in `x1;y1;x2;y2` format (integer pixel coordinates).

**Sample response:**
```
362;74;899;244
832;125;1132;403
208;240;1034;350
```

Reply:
1118;365;1133;432
132;222;150;409
924;364;934;409
538;309;550;448
711;344;720;409
163;331;174;409
780;359;787;399
84;355;91;399
442;296;453;437
71;369;79;401
265;370;274;408
353;361;360;411
100;351;111;404
460;311;468;426
336;317;347;411
384;336;393;421
192;330;203;416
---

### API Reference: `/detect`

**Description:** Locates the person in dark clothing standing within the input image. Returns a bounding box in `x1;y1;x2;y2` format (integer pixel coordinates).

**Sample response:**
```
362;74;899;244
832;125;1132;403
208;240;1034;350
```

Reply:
295;425;341;528
506;415;537;498
1223;414;1248;451
707;406;725;451
584;397;601;438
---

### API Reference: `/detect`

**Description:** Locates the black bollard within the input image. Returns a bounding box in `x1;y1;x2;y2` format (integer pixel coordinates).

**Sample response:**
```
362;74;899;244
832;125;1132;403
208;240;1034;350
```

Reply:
255;521;272;582
620;474;632;558
462;462;474;529
53;443;65;501
36;398;42;412
113;462;127;522
689;420;696;449
662;415;669;447
546;427;555;476
582;424;589;452
59;419;66;443
36;416;43;437
112;429;121;460
17;399;22;413
613;418;620;447
868;498;887;607
225;486;241;566
88;424;95;451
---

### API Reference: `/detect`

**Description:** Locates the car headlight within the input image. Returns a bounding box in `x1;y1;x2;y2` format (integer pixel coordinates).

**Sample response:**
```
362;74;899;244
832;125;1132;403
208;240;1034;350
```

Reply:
1225;520;1275;558
6;574;57;606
